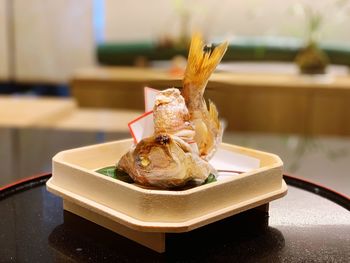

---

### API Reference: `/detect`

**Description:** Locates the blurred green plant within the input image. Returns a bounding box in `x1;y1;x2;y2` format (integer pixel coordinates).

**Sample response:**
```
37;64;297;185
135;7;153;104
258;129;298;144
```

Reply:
291;0;350;43
290;1;349;74
158;0;213;49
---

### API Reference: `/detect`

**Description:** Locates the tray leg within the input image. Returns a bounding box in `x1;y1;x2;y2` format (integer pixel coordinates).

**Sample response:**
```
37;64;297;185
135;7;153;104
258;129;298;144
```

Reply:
255;203;269;213
63;200;166;253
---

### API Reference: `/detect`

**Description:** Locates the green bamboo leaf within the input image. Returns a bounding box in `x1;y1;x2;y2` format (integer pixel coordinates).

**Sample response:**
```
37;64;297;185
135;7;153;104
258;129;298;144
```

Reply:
96;166;116;178
96;166;134;183
203;173;217;185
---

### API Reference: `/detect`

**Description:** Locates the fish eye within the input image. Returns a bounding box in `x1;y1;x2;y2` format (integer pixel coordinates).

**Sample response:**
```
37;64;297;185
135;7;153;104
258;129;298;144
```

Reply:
155;134;170;145
138;156;150;167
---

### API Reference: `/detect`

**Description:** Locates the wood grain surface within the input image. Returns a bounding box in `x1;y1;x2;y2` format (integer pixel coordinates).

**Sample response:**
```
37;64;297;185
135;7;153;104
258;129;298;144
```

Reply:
71;67;350;136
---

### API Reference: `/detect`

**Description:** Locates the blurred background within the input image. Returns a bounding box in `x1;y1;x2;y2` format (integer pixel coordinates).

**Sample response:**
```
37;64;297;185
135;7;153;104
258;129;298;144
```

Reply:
0;0;349;195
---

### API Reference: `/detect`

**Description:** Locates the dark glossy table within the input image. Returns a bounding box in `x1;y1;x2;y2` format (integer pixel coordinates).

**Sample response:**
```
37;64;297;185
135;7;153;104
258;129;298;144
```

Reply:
0;174;349;262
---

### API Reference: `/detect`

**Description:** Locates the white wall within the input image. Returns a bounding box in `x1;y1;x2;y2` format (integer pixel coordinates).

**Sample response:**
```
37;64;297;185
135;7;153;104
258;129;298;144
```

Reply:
0;0;10;81
104;0;350;44
2;0;349;84
14;0;95;83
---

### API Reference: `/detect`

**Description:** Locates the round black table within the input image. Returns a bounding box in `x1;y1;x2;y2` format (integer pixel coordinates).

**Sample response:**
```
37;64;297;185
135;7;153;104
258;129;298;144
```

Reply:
0;174;349;262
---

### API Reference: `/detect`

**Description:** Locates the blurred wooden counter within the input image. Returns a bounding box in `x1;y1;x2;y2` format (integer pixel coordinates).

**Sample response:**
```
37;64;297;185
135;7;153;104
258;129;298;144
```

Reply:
20;108;141;180
0;96;76;127
37;108;140;132
0;96;76;186
0;95;140;187
71;66;350;136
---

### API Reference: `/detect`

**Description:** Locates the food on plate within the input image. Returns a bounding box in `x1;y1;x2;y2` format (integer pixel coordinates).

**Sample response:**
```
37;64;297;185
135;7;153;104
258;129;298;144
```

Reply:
118;133;214;188
153;88;195;143
117;33;228;189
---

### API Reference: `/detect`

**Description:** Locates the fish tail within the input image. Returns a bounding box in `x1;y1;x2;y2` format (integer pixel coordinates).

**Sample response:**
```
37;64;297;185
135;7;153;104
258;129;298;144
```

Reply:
183;33;228;93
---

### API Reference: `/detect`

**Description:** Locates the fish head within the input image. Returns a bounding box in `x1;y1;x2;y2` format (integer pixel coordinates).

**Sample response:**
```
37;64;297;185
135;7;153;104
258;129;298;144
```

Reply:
118;134;189;187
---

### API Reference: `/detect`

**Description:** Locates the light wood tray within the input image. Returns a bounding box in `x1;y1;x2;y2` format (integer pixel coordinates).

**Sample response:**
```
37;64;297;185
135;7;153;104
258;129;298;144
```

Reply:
47;139;287;252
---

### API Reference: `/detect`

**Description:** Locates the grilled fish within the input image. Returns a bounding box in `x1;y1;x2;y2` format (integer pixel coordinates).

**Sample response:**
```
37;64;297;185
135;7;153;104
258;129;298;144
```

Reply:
118;34;227;189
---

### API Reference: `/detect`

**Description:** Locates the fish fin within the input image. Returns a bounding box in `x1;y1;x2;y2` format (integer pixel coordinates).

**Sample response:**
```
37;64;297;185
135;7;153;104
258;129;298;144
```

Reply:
208;100;220;130
183;33;228;90
194;119;215;157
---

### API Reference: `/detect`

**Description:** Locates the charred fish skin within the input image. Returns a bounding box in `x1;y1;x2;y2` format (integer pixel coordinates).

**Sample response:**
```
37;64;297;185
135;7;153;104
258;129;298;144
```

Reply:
182;33;228;160
118;134;213;189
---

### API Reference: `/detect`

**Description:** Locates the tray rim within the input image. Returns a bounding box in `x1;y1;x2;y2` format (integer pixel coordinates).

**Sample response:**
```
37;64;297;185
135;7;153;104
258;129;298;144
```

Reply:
48;139;286;231
52;139;283;197
46;179;287;233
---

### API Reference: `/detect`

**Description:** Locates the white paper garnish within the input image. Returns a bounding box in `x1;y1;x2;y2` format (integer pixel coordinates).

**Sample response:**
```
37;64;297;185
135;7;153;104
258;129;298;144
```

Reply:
128;87;159;143
210;148;260;180
128;111;154;144
144;87;159;112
